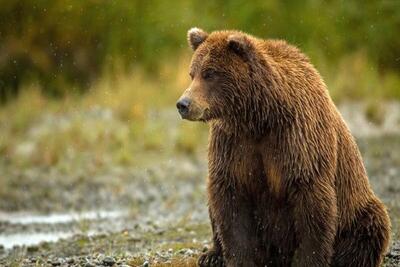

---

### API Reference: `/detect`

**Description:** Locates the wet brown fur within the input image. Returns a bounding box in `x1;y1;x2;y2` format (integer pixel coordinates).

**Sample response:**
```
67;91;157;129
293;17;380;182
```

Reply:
179;28;391;267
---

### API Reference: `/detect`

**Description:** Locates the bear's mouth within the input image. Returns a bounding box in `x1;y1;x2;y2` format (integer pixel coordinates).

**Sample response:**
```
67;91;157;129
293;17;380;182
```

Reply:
180;107;211;122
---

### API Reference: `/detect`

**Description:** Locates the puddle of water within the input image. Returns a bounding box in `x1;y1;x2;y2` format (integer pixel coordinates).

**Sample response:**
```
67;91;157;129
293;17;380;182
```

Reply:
0;232;73;249
0;210;128;249
0;209;126;225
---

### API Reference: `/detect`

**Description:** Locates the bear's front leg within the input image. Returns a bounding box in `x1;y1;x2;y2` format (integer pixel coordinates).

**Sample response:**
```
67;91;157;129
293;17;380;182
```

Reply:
198;207;224;267
291;180;337;267
208;184;260;267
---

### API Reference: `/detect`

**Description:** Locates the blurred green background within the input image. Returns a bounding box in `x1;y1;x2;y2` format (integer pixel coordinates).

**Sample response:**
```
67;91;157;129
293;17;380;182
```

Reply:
1;0;400;101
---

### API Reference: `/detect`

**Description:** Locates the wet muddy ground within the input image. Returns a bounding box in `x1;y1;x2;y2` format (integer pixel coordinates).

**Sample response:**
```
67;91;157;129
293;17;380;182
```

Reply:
0;105;400;266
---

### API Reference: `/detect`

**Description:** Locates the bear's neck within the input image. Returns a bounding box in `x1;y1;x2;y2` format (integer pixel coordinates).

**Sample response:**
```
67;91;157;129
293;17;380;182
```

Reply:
210;116;281;140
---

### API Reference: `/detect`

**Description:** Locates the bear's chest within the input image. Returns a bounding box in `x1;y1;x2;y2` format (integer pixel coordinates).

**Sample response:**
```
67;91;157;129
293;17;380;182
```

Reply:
208;133;266;193
208;128;287;199
230;143;264;181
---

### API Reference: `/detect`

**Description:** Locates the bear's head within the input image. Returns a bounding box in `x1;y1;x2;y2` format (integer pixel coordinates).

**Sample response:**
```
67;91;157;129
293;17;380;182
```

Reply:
177;28;273;134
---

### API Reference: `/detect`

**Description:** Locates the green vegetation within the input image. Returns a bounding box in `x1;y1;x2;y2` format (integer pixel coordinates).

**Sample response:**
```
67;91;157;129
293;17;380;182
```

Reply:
0;0;399;101
0;59;209;171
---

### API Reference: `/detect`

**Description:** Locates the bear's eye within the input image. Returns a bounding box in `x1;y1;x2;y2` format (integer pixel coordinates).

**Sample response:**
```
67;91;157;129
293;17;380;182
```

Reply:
202;69;216;80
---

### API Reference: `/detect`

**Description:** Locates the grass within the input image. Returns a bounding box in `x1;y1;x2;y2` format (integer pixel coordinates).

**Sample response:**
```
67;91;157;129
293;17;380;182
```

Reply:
0;55;210;170
323;51;400;102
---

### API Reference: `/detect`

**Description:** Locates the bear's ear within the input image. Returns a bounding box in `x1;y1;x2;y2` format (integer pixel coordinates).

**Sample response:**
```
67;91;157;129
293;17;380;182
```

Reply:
227;34;253;61
187;27;208;51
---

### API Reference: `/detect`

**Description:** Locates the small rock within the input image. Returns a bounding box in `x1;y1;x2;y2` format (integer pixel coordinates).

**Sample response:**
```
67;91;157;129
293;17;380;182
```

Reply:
185;249;194;256
142;260;149;267
387;241;400;259
84;262;95;267
103;256;116;266
178;249;186;254
51;259;61;266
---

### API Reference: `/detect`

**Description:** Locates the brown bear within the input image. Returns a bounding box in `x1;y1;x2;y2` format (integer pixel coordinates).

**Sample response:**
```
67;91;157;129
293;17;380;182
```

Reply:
176;28;391;267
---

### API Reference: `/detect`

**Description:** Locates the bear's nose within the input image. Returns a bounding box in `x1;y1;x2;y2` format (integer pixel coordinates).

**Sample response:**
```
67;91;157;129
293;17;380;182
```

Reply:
176;97;191;116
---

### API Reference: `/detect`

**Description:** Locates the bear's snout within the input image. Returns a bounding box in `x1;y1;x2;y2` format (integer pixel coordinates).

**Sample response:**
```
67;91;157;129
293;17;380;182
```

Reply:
176;96;208;121
177;85;209;121
176;97;191;117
